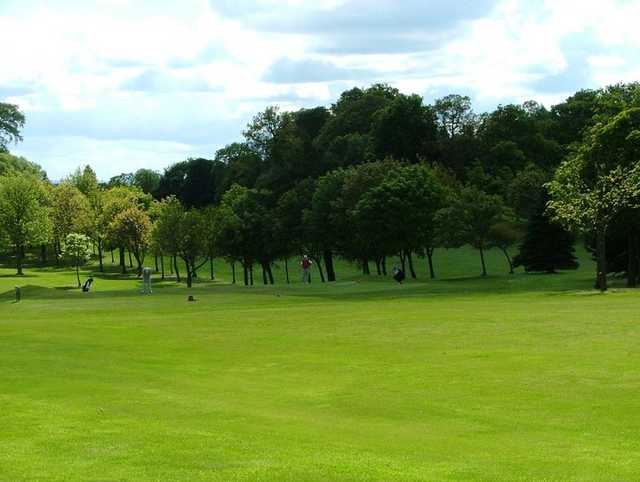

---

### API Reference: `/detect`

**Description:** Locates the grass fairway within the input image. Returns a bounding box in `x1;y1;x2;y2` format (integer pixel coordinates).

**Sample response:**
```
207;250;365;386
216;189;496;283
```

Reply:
1;248;639;481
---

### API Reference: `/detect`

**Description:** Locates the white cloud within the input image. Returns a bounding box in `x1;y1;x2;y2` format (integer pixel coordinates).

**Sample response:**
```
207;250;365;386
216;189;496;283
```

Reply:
1;0;639;179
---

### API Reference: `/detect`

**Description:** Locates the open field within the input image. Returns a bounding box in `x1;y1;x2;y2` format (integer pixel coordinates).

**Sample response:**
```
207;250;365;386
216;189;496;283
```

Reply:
1;248;639;481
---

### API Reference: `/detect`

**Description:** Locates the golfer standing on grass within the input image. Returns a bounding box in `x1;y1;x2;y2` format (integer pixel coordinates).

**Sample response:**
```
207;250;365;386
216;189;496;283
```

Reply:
301;255;312;283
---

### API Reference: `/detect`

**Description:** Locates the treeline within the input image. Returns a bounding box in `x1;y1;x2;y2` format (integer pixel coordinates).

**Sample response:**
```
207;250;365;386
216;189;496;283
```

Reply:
1;82;640;290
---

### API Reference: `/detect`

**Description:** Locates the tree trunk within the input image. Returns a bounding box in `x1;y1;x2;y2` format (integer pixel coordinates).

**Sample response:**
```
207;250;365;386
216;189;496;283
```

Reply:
407;250;417;279
628;232;639;288
479;246;488;277
174;256;181;282
362;258;370;275
76;263;81;287
314;257;325;283
243;263;248;286
501;248;514;275
323;250;336;282
134;253;143;277
210;258;214;280
119;246;126;274
186;259;193;288
40;244;47;265
54;240;60;267
426;247;436;279
267;264;274;285
154;254;159;273
97;239;104;273
596;225;607;291
16;244;23;276
382;256;387;276
160;254;165;280
128;251;133;268
400;251;407;273
110;250;114;264
232;262;236;284
375;258;381;276
284;258;290;284
249;264;254;286
262;263;268;285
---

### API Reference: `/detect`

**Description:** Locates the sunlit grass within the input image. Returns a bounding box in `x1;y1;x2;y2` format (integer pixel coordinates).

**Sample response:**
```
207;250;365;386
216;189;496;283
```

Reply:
1;247;639;480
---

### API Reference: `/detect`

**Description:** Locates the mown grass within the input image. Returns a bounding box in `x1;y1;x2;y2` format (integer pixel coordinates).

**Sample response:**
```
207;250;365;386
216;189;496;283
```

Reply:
1;246;639;481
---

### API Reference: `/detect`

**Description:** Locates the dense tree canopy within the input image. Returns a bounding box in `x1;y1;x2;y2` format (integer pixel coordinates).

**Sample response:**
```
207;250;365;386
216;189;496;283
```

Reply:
4;81;640;291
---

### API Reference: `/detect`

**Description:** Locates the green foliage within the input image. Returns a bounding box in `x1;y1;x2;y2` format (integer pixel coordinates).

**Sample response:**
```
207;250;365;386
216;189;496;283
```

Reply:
61;232;93;287
435;185;509;276
355;163;445;258
215;142;262;192
216;184;278;284
0;152;47;179
50;183;92;244
68;165;98;196
107;172;135;188
157;158;225;207
0;172;50;274
434;94;475;138
487;220;522;274
513;195;578;274
548;105;640;290
372;93;438;163
0;102;25;152
107;206;152;273
507;163;550;220
133;169;161;195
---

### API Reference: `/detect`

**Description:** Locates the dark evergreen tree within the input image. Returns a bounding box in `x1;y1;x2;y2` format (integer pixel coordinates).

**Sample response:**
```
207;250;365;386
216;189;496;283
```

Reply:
513;194;578;273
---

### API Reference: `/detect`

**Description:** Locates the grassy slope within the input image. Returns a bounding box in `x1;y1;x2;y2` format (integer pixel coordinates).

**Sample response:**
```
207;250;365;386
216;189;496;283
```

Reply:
1;247;639;481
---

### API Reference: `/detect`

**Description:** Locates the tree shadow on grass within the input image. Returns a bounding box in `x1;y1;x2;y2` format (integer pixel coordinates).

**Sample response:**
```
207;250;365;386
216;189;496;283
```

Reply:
0;280;208;303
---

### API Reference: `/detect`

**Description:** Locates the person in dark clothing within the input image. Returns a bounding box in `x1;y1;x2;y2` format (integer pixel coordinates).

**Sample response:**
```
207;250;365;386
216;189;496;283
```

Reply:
82;277;94;292
392;265;405;284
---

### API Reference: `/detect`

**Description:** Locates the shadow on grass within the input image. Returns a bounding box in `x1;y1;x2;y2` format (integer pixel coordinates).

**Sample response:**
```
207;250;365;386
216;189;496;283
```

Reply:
0;266;611;305
0;278;221;303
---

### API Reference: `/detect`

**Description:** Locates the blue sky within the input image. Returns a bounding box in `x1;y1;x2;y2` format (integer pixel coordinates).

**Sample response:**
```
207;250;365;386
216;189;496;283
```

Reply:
1;0;639;180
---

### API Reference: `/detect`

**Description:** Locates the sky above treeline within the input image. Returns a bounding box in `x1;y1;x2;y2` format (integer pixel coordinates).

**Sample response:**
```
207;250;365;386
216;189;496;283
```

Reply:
1;0;639;180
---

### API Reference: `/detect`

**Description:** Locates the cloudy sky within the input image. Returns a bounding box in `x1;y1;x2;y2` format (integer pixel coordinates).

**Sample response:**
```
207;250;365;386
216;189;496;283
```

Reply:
1;0;639;180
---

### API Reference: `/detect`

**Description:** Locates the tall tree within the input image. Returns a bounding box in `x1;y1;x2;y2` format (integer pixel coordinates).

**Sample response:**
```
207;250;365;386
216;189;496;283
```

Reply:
133;169;161;195
0;173;50;274
434;94;475;138
107;207;152;276
100;186;150;274
157;158;225;207
305;169;349;281
372;94;438;163
316;84;399;169
68;165;99;196
355;164;445;279
548;108;640;290
216;142;262;192
513;194;578;274
153;196;185;282
435;186;508;277
50;183;92;264
0;103;25;152
488;221;521;275
62;233;93;287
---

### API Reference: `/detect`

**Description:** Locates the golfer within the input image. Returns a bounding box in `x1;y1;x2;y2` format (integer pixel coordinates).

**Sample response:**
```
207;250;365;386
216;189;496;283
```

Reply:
301;255;313;283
